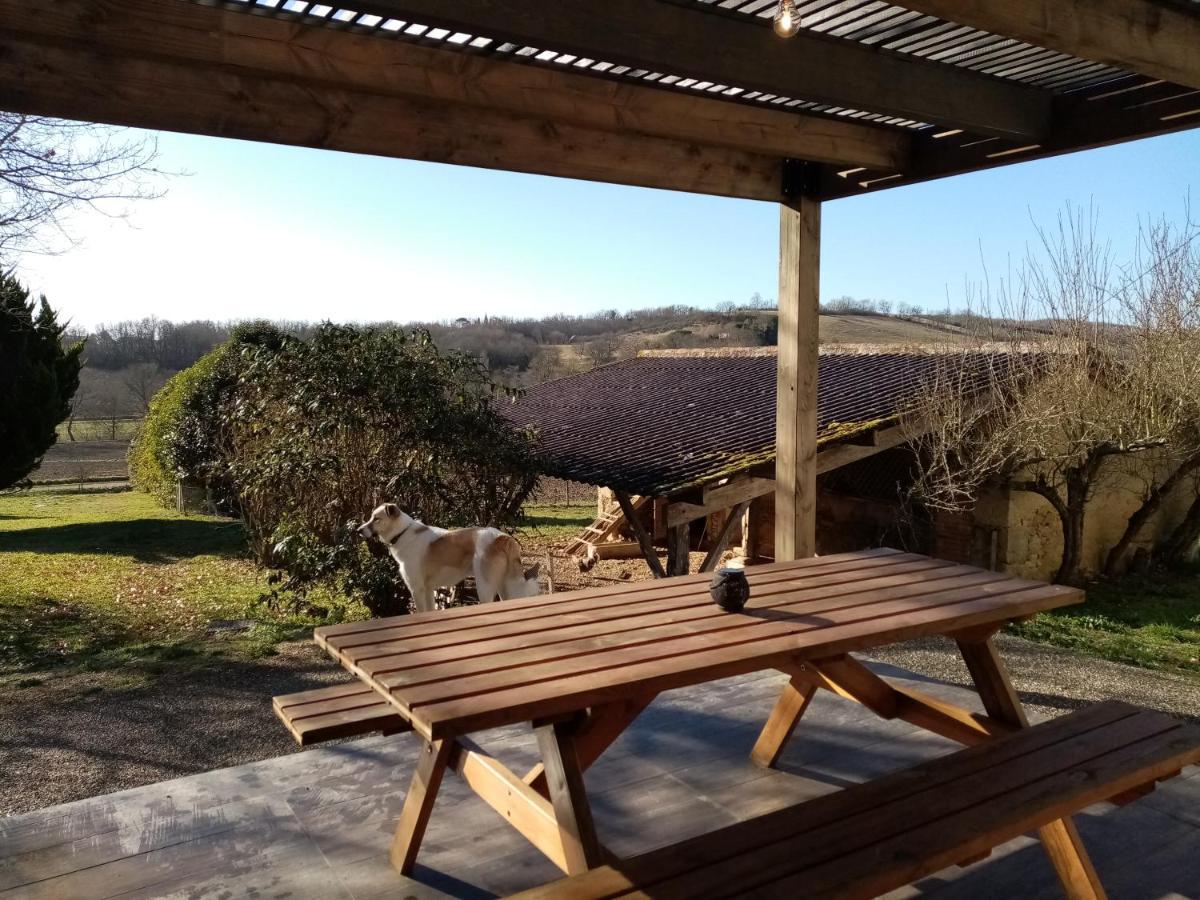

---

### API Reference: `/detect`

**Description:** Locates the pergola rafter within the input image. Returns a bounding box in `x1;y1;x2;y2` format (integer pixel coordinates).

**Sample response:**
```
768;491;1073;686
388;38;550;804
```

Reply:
893;0;1200;92
331;0;1053;140
1;0;1197;559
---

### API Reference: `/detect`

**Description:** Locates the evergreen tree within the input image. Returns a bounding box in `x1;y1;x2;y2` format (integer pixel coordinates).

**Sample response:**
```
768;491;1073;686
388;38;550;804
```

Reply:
0;272;85;488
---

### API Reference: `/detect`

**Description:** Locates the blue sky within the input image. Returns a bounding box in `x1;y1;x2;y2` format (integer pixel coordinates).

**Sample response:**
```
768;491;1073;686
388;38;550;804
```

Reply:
16;126;1200;330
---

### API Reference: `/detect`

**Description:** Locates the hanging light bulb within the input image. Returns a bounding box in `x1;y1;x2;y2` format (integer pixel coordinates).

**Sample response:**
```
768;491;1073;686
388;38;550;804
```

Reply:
773;0;801;38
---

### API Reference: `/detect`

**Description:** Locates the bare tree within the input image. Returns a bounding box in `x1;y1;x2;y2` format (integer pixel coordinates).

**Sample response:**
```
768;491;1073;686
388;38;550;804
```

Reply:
64;372;90;441
104;392;125;440
121;362;167;415
0;112;164;257
584;333;620;369
908;206;1200;583
1161;482;1200;565
1102;215;1200;573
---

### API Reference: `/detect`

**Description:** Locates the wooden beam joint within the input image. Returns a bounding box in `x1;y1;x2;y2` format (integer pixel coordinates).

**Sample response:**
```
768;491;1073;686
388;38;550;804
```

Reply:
781;158;821;201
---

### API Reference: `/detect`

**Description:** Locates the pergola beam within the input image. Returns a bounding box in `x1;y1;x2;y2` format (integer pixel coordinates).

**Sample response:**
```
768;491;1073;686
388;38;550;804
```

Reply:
0;20;782;201
358;0;1051;140
897;0;1200;93
820;79;1200;199
0;0;908;173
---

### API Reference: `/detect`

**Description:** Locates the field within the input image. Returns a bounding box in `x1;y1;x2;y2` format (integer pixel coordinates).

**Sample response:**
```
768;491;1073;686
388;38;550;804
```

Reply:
56;417;141;442
547;313;975;373
30;440;130;484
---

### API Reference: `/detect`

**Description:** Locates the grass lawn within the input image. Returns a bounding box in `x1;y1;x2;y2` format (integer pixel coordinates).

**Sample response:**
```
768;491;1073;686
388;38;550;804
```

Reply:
0;490;319;684
518;503;595;543
1012;574;1200;680
0;492;592;686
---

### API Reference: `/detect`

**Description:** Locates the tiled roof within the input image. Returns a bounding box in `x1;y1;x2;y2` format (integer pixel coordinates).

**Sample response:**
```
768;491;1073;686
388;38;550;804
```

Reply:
501;349;1019;496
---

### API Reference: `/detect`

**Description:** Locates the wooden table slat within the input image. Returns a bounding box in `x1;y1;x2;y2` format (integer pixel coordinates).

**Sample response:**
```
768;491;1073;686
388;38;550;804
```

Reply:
349;559;972;674
272;681;376;709
371;567;999;688
409;586;1078;738
316;552;1083;740
314;548;907;646
384;571;1014;703
332;554;949;660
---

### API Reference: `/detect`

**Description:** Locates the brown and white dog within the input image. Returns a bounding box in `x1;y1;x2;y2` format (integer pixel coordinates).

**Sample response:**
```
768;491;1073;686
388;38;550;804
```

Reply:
358;503;540;613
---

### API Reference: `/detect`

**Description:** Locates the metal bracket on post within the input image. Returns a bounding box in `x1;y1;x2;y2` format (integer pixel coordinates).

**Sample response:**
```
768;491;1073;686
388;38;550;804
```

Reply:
781;158;818;201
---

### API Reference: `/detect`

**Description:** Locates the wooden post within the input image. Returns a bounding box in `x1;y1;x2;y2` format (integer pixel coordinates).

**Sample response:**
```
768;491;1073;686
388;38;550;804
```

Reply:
700;500;751;573
775;194;821;561
615;490;666;578
666;523;690;576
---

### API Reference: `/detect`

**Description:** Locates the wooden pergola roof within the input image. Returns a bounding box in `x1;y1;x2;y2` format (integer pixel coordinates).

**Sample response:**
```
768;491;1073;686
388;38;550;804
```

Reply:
2;0;1198;201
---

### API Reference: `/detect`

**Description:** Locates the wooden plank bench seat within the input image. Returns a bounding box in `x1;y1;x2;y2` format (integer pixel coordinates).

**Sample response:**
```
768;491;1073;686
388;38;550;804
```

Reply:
511;701;1200;900
273;682;410;746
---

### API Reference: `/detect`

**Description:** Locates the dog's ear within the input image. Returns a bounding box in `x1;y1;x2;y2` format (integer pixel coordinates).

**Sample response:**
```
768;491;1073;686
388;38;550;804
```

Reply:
524;563;541;580
384;502;400;517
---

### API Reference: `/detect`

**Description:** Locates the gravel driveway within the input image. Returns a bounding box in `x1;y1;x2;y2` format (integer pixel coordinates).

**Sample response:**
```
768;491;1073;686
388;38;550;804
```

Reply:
0;642;349;817
868;633;1200;722
2;634;1197;818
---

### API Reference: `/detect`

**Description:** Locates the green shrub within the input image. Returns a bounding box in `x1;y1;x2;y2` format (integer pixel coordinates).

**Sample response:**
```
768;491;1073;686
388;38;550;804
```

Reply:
129;349;226;505
226;324;538;617
129;323;289;507
0;273;84;489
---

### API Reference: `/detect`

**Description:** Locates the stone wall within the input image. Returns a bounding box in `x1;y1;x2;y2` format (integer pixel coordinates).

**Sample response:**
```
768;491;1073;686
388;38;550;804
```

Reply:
1000;452;1197;581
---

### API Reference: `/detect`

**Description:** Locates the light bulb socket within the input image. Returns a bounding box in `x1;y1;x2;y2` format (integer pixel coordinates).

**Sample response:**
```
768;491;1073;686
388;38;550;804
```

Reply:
773;0;801;38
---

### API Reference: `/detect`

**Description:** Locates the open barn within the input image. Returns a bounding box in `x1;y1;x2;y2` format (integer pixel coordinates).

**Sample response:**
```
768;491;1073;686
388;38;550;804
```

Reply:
503;347;1012;574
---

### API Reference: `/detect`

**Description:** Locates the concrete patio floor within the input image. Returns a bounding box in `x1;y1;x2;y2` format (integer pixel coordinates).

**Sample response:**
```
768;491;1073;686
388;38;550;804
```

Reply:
2;660;1198;899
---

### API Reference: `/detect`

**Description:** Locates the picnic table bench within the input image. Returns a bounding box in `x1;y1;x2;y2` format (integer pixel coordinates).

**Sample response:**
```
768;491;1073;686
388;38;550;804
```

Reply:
511;701;1200;900
274;547;1200;898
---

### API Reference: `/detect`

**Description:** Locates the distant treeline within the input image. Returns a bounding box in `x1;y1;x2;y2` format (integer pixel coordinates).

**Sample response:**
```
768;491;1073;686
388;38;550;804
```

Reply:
65;302;782;375
66;296;937;390
65;318;313;371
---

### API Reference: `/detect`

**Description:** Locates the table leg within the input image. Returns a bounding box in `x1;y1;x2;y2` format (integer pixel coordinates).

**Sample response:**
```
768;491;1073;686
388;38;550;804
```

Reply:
956;633;1028;726
535;718;604;874
750;673;817;768
956;635;1106;900
392;724;622;877
524;693;655;796
390;737;453;875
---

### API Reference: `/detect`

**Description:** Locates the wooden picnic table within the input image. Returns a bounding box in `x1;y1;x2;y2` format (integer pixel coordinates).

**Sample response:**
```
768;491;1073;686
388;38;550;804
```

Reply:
313;547;1084;883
